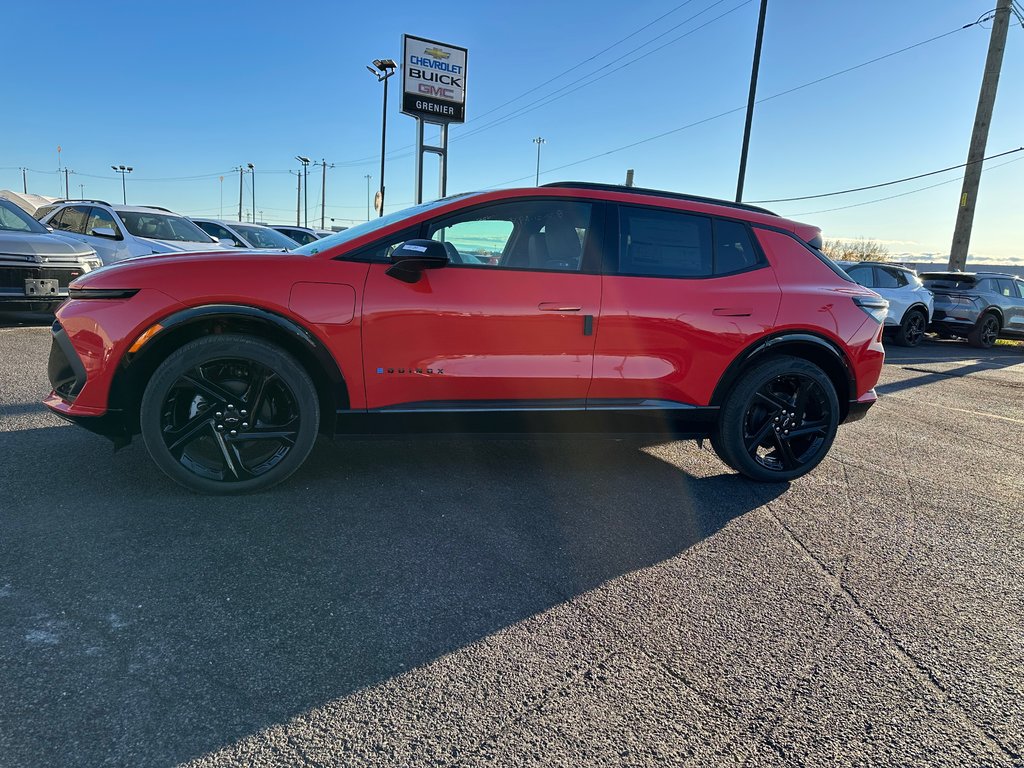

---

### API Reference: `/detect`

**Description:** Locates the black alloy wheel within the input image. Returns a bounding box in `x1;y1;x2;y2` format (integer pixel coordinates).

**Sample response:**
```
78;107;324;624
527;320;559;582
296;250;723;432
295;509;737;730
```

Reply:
713;355;840;482
141;335;320;494
968;313;1000;349
896;309;926;347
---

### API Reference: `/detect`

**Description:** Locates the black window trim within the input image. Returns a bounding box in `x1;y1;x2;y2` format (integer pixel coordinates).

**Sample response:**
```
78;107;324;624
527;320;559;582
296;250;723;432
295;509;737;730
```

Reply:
610;202;769;281
335;196;609;276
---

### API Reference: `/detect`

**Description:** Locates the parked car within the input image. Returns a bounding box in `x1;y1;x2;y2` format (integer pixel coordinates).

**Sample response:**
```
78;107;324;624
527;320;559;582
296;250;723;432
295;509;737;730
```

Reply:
44;182;885;493
270;225;338;245
0;198;101;314
838;261;933;346
920;271;1024;348
37;200;224;264
191;219;300;251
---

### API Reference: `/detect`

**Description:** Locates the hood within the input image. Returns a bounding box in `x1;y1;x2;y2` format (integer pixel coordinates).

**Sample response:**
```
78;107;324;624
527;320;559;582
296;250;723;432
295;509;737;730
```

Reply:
0;231;97;261
139;237;229;254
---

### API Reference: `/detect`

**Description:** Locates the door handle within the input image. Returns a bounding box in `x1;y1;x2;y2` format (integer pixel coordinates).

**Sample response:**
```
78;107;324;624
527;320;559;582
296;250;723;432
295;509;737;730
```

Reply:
538;302;582;312
712;307;753;317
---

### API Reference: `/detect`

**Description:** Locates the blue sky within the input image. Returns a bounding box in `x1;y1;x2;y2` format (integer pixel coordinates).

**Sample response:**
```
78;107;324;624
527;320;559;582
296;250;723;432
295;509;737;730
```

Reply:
4;0;1022;263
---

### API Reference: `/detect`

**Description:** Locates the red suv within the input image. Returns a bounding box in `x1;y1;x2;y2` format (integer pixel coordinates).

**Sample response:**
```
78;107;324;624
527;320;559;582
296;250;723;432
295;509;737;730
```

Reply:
44;183;885;493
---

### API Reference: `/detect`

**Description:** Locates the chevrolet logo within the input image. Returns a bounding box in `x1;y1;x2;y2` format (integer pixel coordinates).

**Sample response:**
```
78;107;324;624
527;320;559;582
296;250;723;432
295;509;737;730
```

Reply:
423;47;450;60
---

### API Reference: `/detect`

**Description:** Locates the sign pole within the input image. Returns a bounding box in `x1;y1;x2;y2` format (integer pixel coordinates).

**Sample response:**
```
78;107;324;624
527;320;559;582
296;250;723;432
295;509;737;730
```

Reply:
402;34;467;204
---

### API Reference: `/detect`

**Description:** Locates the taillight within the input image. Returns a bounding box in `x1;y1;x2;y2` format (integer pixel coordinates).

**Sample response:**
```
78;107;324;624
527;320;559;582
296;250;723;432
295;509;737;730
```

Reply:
853;295;888;324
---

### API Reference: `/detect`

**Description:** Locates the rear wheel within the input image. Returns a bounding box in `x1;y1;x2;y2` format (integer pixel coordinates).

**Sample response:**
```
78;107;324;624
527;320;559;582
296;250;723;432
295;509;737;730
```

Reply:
967;313;1000;349
140;334;320;494
713;356;840;482
894;308;926;347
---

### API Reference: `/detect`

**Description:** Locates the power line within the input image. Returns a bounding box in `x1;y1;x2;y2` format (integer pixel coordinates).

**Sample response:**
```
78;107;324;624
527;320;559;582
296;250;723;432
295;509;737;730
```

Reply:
751;146;1024;203
452;0;753;145
786;154;1024;217
481;20;987;189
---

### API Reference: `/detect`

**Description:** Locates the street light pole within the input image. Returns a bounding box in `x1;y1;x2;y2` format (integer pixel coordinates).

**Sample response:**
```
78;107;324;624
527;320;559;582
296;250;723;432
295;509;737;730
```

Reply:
111;165;133;204
364;174;372;221
20;168;27;194
295;156;311;228
367;58;397;217
532;137;546;186
247;163;255;222
236;166;244;220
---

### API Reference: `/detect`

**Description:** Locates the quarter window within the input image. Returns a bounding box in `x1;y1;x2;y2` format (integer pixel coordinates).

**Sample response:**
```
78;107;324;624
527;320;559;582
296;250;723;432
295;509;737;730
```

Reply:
846;266;874;288
995;279;1015;298
713;219;760;274
619;207;713;277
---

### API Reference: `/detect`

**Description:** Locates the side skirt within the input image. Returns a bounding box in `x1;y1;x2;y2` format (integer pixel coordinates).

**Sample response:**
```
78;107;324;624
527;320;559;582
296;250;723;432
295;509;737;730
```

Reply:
333;400;720;439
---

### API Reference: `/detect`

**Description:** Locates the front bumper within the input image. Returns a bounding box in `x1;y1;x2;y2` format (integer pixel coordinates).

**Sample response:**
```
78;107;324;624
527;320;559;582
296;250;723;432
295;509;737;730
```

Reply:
44;394;132;447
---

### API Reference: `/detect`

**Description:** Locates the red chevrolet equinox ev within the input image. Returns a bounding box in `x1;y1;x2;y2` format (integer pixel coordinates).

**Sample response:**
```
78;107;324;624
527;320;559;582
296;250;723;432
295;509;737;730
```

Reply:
44;183;885;494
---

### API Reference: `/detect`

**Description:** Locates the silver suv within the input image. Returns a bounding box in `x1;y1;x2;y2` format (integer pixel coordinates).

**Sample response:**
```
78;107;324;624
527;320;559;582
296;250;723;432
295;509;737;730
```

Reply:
36;200;225;265
921;271;1024;348
839;261;933;347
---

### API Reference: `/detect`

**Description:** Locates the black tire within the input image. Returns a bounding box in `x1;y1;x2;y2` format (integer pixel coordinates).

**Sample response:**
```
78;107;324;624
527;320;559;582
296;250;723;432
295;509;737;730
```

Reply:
713;355;840;483
967;313;1000;349
894;308;927;347
140;334;320;494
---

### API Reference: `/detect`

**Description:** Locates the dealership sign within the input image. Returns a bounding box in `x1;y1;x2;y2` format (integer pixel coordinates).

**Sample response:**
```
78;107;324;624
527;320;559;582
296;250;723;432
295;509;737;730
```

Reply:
401;34;468;124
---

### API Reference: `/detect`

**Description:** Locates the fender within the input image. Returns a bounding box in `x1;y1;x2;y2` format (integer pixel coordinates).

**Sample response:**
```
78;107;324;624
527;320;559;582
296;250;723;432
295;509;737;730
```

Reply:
113;303;348;433
710;331;855;408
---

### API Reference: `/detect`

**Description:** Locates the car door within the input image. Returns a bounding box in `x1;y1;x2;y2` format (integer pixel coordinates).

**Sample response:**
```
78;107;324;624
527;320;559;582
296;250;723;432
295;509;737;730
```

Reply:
360;197;602;410
591;206;781;407
872;265;908;325
84;207;132;262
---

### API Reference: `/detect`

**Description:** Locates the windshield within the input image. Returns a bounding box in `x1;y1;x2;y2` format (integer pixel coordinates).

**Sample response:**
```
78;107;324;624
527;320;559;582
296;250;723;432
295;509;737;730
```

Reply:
0;200;48;233
233;224;299;250
293;196;472;256
118;211;214;243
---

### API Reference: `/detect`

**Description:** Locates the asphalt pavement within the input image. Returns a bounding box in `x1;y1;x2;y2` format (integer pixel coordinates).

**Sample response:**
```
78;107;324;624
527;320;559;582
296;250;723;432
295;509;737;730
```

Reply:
0;323;1021;767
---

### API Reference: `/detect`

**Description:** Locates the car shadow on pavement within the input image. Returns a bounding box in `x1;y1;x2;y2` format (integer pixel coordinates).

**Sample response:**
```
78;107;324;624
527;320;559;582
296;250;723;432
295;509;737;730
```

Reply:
0;425;786;767
877;338;1022;396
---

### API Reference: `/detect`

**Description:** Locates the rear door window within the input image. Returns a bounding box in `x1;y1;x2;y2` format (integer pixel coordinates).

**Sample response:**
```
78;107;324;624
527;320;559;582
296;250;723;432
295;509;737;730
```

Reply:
873;267;900;289
846;266;874;288
56;205;90;235
995;279;1016;298
619;206;712;278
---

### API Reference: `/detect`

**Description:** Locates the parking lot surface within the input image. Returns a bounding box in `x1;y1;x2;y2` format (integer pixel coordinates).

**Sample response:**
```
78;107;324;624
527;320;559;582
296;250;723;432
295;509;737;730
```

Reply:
0;323;1022;768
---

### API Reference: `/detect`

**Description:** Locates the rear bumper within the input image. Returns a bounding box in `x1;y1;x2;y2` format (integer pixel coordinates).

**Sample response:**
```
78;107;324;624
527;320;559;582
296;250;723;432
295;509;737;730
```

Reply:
843;389;876;424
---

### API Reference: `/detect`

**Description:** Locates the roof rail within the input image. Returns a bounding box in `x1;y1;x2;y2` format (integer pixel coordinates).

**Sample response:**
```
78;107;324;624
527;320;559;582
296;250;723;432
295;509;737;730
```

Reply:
54;198;113;207
540;181;777;216
136;205;175;213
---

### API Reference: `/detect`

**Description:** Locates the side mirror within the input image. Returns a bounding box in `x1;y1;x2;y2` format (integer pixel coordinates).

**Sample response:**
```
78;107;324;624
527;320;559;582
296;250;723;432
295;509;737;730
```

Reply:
91;227;118;239
215;237;238;248
386;239;449;283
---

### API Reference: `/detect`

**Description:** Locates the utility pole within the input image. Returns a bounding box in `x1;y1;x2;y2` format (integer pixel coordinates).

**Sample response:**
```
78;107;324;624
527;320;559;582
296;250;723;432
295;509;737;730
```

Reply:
294;171;301;226
625;169;635;187
364;174;372;221
735;0;768;202
948;0;1012;271
316;159;335;229
20;168;27;194
64;168;70;199
79;184;84;198
532;137;546;186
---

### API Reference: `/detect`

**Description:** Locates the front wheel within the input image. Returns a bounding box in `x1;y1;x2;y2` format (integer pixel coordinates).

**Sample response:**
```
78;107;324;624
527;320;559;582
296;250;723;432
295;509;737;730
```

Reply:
140;334;320;494
713;356;840;482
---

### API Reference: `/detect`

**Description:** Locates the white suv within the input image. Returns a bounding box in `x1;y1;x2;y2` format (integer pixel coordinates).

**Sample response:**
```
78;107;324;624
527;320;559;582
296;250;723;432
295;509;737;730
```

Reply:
839;261;934;347
37;201;225;265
